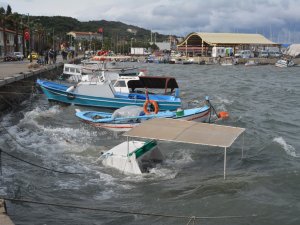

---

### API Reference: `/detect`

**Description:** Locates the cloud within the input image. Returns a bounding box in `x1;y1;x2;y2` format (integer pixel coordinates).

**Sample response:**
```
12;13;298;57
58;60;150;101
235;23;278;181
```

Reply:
3;0;300;42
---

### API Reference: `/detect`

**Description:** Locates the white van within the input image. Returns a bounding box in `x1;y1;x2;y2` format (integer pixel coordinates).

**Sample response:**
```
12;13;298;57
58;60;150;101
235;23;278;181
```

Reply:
212;47;226;57
234;50;252;58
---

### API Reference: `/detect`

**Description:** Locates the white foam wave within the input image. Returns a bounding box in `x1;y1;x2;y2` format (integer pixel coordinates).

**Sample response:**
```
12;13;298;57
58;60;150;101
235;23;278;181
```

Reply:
147;167;177;179
166;150;194;166
273;137;299;158
216;96;234;105
21;105;62;122
121;167;178;182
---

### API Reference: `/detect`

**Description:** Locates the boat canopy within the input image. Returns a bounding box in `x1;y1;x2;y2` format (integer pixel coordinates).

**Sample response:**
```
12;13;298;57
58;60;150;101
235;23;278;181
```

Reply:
127;76;179;93
124;118;244;148
124;118;245;179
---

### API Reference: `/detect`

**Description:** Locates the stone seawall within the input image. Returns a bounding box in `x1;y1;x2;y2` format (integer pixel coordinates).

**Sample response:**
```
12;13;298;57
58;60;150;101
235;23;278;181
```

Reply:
0;59;81;112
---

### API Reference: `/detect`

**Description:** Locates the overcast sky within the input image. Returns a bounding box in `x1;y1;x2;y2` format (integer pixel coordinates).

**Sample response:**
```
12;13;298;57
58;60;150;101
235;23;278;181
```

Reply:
1;0;300;42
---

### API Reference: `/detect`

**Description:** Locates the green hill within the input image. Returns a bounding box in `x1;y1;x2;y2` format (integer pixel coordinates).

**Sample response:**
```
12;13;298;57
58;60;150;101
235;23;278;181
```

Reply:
30;16;170;42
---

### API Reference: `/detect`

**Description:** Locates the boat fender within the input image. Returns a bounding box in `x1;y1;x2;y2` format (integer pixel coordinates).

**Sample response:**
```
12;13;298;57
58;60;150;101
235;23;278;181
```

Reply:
218;111;229;119
143;100;159;114
176;108;184;117
66;85;75;92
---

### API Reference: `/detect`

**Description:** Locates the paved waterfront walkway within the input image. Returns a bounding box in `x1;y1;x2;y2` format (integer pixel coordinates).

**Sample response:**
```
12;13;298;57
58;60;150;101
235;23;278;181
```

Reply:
0;58;65;80
0;56;83;87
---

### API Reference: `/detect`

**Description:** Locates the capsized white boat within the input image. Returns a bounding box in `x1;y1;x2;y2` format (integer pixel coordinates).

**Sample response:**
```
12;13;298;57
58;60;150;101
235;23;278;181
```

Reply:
100;118;245;179
101;140;164;174
275;59;295;68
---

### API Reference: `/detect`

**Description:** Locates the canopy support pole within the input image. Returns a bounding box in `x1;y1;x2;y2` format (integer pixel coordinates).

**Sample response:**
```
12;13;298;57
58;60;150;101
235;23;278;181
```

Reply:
127;136;129;156
224;147;227;180
241;132;245;159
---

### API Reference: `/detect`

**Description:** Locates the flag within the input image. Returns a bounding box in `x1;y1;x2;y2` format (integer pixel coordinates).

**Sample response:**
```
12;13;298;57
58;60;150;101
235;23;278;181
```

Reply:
24;30;30;41
98;27;103;33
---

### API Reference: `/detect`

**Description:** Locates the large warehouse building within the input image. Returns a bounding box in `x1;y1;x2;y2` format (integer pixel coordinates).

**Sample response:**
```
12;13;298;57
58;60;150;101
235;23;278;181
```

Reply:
177;32;279;56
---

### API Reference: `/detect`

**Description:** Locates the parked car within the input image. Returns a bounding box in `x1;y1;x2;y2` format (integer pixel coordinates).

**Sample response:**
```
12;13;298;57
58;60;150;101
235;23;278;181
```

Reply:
234;50;252;58
259;51;269;58
4;54;18;61
13;52;24;60
27;52;39;60
269;52;282;58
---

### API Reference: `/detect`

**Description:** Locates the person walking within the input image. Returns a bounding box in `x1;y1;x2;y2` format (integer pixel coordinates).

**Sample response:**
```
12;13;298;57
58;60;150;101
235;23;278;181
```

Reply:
44;49;49;64
48;49;54;64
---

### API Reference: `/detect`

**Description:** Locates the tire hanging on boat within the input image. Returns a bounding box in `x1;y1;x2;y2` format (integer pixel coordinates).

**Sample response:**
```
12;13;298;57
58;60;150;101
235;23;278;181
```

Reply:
143;100;159;114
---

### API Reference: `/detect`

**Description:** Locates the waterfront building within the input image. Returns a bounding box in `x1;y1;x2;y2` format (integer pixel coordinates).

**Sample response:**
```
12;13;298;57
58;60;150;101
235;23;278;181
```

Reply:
67;31;103;51
177;32;279;57
0;27;23;57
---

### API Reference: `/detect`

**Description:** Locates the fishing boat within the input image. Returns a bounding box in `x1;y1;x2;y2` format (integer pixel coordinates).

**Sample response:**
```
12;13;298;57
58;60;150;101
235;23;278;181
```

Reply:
275;59;295;68
100;118;245;179
36;75;181;111
245;60;258;66
62;60;140;79
75;97;223;131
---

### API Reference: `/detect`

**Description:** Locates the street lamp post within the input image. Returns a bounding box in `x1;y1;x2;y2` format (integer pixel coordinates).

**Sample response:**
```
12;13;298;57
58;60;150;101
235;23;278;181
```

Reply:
130;38;133;55
27;13;33;62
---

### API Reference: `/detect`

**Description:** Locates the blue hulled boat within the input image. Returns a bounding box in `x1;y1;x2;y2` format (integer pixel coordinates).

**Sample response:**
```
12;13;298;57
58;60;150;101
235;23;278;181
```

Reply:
75;102;215;132
36;75;181;111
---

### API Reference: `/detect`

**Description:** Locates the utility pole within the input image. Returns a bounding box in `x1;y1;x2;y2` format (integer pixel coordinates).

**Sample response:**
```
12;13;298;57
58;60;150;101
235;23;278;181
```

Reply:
52;28;55;49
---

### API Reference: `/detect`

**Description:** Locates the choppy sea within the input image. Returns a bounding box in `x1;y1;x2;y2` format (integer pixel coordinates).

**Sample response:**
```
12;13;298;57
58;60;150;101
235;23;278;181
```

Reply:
0;63;299;225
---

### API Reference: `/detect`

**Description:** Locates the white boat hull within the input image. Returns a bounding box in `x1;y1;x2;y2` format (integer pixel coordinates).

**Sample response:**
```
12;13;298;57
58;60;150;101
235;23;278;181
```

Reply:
101;140;163;174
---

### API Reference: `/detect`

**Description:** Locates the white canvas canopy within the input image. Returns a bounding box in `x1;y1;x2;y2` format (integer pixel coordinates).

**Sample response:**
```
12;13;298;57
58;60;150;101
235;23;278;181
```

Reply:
285;44;300;57
124;118;245;179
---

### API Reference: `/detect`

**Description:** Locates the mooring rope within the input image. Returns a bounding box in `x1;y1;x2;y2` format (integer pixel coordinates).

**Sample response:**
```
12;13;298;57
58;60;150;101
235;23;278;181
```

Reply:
1;197;257;221
0;148;83;175
0;84;37;88
0;95;18;108
0;124;84;175
0;91;43;95
0;123;40;152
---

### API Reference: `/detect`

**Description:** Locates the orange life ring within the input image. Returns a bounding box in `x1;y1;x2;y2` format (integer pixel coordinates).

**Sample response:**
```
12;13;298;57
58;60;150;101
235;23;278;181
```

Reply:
143;100;159;114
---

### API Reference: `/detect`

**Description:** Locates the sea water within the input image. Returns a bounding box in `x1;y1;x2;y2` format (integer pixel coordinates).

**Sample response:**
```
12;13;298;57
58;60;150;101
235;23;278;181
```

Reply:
0;63;299;225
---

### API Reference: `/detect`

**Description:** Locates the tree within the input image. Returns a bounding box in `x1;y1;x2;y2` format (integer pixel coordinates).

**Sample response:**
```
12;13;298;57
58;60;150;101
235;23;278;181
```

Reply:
0;7;5;56
10;12;20;52
0;5;12;56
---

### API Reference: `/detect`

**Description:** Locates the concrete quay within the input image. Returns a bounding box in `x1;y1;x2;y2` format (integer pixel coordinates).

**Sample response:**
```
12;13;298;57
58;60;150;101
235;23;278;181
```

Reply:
0;57;81;112
0;199;14;225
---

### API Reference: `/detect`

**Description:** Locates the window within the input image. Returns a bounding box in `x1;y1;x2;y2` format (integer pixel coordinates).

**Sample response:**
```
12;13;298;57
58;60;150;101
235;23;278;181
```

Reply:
114;81;126;87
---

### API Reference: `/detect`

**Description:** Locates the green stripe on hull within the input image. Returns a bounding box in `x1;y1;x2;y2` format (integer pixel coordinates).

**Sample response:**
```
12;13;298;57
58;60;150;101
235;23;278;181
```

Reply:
128;140;157;158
